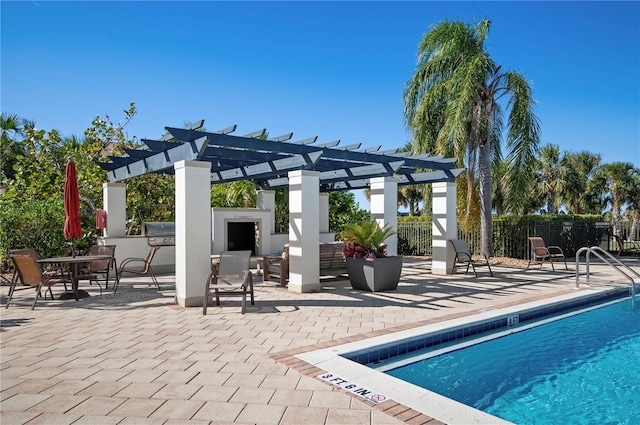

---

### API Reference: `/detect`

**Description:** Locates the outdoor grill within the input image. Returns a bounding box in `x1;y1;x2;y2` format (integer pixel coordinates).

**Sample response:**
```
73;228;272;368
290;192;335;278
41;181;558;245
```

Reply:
143;222;175;246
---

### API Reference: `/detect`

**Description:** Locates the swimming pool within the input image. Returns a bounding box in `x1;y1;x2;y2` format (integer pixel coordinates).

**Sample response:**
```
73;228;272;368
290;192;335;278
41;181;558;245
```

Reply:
383;296;639;424
297;287;638;424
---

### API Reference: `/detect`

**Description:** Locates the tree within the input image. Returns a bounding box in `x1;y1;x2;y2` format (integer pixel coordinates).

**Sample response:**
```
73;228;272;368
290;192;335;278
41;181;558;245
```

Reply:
211;181;258;208
399;185;424;216
535;144;562;214
404;18;540;256
625;172;640;240
84;104;177;234
558;151;601;214
491;158;509;215
4;124;69;201
592;162;638;237
1;119;111;255
0;112;27;187
329;191;369;236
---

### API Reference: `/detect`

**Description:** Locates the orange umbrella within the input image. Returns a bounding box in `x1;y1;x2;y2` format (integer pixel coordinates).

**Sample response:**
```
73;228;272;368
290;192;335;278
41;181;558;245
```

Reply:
64;158;82;256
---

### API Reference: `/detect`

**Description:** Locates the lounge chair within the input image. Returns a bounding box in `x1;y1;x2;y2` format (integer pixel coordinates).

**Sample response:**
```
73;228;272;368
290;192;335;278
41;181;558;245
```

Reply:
114;246;160;292
449;239;493;277
527;237;567;270
7;255;73;309
204;250;253;314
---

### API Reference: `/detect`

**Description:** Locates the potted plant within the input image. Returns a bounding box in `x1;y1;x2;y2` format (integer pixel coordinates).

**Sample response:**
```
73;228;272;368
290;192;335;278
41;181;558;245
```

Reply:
341;219;402;292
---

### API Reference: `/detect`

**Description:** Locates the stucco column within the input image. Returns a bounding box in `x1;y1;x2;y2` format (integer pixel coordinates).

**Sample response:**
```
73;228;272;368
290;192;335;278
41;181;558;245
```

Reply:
370;177;398;256
319;192;329;234
432;182;457;275
174;160;211;307
288;170;320;293
257;190;276;235
102;182;126;237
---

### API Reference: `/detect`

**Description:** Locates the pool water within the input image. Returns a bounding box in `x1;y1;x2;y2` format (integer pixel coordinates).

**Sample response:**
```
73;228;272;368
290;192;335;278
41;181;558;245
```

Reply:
385;299;640;425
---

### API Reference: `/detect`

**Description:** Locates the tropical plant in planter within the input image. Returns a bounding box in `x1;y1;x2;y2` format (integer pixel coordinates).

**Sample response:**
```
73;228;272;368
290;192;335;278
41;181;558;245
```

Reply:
341;219;402;292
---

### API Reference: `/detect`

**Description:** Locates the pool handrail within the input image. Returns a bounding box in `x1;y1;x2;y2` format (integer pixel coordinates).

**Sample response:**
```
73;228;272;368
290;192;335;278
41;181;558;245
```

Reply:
575;246;639;307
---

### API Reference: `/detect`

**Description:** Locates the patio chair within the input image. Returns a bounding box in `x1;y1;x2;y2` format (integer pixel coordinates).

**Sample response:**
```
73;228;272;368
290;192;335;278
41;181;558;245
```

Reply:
84;245;117;290
613;234;640;256
204;250;253;315
113;246;160;293
527;237;567;271
9;248;68;291
7;255;73;309
9;248;40;286
449;239;493;277
263;244;289;286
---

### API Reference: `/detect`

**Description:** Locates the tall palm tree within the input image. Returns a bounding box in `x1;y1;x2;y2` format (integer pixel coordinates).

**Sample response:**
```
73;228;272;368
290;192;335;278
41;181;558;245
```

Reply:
491;158;508;215
404;19;540;256
592;162;637;237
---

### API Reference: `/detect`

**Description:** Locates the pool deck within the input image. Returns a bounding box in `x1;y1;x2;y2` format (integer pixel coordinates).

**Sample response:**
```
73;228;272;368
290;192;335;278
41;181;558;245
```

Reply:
1;257;638;425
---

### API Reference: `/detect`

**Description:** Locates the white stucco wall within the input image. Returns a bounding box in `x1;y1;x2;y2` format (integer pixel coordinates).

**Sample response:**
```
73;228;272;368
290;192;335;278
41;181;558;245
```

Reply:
211;208;272;256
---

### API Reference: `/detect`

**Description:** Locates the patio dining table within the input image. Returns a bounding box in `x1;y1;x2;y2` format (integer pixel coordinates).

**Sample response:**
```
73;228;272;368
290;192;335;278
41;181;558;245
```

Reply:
38;254;112;300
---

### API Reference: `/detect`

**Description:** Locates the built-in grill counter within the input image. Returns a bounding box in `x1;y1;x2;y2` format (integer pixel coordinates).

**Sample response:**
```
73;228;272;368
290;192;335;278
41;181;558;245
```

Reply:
144;222;176;246
97;221;176;274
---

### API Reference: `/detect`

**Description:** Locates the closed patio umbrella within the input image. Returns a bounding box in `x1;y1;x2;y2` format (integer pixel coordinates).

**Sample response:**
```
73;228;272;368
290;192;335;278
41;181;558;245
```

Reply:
64;157;82;256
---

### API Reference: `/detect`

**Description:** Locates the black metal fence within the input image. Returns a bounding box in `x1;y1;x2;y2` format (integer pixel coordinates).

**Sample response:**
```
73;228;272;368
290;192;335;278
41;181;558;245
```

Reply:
398;220;614;259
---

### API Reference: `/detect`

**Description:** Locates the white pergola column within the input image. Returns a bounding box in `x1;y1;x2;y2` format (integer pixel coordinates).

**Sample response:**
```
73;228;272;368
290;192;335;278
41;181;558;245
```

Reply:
432;182;457;275
370;177;398;256
288;170;320;293
257;190;276;235
102;182;126;237
319;192;329;234
174;160;212;307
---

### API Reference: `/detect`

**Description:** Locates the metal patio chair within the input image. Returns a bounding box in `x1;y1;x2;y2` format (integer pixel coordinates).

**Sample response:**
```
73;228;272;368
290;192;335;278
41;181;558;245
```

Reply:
527;237;567;271
449;239;493;277
7;255;73;309
114;246;160;292
9;248;68;291
83;245;117;290
204;250;253;315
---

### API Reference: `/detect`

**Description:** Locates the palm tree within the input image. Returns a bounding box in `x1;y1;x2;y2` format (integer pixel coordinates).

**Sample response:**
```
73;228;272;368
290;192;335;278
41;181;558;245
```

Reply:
535;144;562;214
404;19;540;256
0;112;27;186
559;151;601;214
592;162;637;237
491;158;508;215
625;173;640;240
400;185;424;216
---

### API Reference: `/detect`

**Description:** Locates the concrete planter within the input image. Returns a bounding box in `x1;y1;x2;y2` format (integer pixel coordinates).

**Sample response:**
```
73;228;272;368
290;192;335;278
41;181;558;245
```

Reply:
345;256;402;292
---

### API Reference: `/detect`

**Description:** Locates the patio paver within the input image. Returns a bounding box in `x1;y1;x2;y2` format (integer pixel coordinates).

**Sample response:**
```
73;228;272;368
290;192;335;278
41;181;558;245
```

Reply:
1;258;637;424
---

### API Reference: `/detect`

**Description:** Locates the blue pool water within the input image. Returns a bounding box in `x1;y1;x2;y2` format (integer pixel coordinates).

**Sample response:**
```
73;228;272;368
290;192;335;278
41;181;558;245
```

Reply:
385;298;640;425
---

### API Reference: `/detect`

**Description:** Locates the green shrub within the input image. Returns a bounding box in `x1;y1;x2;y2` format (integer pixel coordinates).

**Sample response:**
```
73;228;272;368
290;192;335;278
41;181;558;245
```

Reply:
0;198;94;269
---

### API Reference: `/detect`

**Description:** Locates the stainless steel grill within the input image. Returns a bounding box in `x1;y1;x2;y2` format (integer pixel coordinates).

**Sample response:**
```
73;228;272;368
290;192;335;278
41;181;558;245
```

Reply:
144;222;175;246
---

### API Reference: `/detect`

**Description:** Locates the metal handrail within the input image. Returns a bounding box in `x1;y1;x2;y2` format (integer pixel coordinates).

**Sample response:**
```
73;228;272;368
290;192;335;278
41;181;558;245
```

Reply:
575;246;639;307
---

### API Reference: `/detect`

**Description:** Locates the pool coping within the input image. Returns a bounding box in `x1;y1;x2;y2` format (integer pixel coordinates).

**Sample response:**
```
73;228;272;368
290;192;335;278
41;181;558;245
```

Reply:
270;286;630;425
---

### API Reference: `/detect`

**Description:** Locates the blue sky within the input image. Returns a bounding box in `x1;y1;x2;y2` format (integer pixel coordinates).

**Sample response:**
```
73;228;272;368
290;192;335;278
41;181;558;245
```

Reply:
2;1;639;210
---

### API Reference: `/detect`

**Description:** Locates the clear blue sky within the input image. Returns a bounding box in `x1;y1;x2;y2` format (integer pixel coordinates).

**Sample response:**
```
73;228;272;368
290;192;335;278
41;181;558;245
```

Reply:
2;1;639;210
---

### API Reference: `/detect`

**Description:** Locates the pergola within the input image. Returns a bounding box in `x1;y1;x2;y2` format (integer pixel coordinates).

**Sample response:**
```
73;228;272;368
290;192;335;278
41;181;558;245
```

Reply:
98;120;461;305
99;120;461;191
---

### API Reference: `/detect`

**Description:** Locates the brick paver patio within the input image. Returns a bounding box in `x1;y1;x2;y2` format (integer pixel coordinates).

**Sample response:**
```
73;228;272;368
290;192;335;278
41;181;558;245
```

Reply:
1;257;637;425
